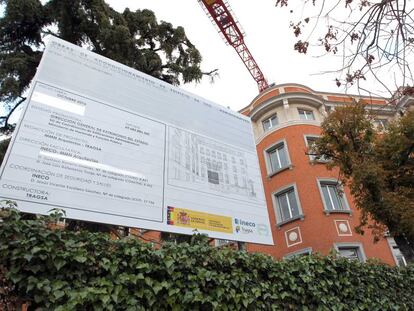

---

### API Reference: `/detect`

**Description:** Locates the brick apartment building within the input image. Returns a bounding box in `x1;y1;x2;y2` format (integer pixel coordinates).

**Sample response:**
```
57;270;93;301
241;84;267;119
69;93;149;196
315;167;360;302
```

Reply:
237;83;411;265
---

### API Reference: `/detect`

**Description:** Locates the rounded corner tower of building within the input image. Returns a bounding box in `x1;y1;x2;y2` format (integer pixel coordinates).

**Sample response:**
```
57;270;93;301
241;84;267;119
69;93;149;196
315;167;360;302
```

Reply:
239;83;409;265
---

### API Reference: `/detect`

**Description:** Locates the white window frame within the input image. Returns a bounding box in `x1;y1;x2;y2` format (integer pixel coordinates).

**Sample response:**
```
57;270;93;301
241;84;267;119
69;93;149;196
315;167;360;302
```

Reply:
264;139;292;177
325;105;333;113
373;118;388;131
272;183;304;227
387;237;407;267
334;242;366;263
262;114;279;132
298;108;315;121
284;247;313;259
317;178;351;214
303;135;328;163
215;239;234;247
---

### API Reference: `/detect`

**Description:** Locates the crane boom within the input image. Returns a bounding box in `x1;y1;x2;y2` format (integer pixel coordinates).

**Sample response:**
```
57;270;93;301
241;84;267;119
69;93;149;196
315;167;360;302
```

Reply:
198;0;269;92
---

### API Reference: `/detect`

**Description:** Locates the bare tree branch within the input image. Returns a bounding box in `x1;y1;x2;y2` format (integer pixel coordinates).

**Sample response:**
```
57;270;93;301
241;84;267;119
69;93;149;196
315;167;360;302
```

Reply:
277;0;414;98
0;97;26;133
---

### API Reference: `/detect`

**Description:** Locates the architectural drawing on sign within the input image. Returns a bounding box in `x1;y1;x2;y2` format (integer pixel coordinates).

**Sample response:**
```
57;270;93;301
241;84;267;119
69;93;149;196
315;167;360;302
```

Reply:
168;127;257;200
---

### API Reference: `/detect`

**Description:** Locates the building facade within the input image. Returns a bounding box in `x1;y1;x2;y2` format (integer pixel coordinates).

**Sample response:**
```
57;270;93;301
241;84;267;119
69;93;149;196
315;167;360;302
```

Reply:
237;83;412;265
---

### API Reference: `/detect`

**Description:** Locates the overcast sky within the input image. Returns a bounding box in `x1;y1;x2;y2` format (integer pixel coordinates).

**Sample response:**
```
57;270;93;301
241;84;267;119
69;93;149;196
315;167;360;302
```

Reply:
106;0;396;112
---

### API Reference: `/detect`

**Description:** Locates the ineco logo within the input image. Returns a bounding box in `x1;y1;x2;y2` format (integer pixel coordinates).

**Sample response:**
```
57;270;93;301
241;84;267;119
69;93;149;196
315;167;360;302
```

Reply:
234;218;256;227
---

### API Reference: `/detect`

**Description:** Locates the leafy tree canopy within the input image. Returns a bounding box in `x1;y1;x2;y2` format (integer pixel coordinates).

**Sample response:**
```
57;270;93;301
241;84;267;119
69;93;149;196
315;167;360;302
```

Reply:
312;104;414;262
0;0;215;132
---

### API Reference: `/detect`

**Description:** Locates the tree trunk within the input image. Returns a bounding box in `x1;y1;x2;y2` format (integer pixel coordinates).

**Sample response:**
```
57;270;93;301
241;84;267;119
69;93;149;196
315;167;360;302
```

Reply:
394;235;414;264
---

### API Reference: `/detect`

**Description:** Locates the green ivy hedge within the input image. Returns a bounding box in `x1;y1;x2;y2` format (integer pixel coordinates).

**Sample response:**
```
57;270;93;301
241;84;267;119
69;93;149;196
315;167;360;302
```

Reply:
0;208;413;310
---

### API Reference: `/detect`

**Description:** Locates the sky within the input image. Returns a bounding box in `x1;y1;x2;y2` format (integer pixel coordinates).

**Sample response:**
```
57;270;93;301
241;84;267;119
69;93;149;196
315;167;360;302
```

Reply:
105;0;333;111
105;0;394;112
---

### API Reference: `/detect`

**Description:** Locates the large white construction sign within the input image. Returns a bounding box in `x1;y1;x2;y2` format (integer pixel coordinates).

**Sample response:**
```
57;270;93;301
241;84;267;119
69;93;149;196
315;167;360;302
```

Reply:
0;37;273;244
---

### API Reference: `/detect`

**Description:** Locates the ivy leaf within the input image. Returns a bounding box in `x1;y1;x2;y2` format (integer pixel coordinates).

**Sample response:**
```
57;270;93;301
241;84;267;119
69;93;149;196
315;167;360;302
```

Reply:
31;246;42;254
101;294;110;304
74;255;87;263
53;290;65;300
24;253;33;262
165;259;174;269
54;258;65;271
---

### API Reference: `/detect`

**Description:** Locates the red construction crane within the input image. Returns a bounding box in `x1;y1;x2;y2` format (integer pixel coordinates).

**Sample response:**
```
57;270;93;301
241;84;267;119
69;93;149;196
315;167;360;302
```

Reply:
198;0;269;92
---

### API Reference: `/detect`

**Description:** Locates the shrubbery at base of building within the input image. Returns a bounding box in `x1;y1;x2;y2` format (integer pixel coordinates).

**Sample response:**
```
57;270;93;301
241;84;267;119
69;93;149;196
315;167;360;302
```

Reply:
0;208;413;310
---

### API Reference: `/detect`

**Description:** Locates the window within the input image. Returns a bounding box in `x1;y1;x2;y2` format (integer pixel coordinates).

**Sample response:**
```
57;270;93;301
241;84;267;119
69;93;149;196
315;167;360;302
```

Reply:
207;170;219;184
338;247;359;260
284;247;312;259
319;181;350;212
262;114;278;131
387;237;407;267
304;135;327;162
335;244;366;262
266;142;290;174
393;246;407;267
298;109;315;120
215;239;233;247
274;186;303;225
373;119;388;131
